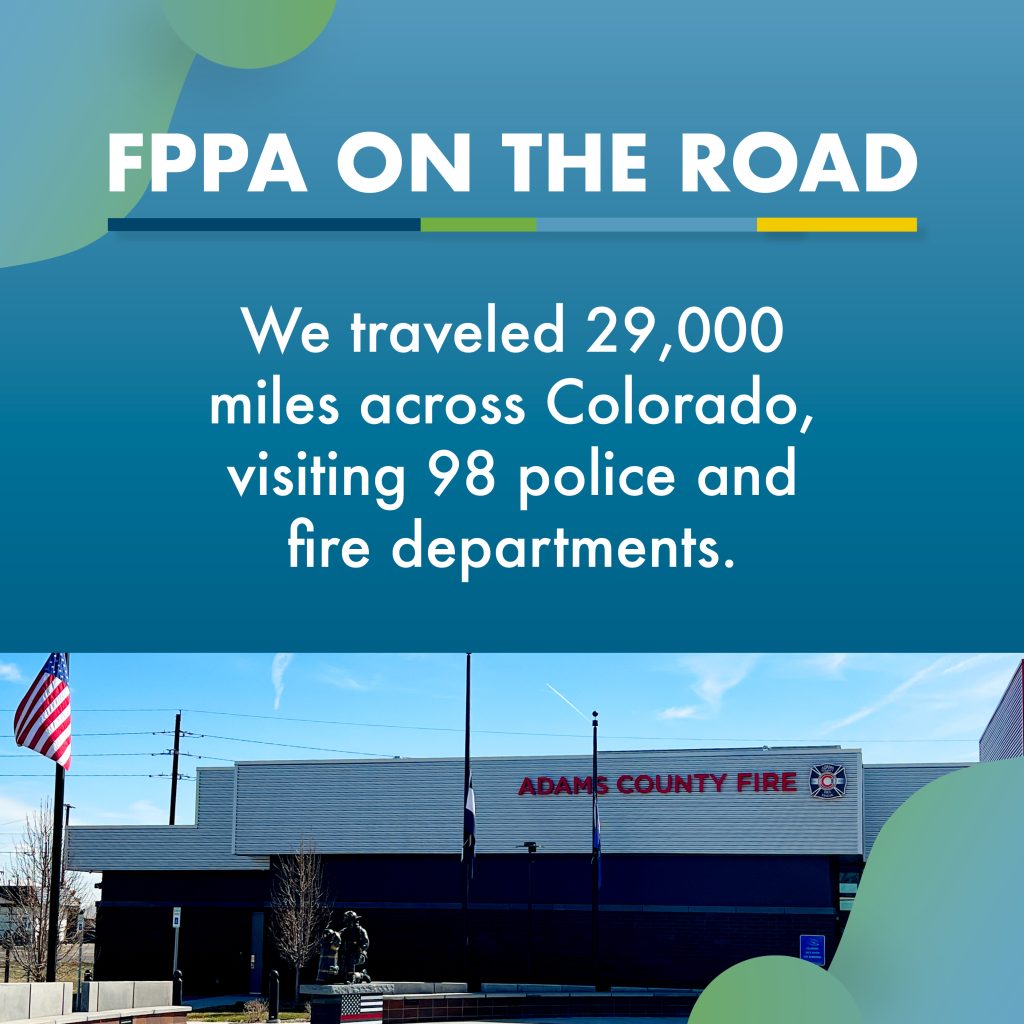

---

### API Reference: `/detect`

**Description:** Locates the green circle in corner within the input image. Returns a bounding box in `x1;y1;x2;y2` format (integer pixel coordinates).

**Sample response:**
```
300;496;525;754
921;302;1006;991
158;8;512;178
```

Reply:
161;0;337;69
689;957;863;1024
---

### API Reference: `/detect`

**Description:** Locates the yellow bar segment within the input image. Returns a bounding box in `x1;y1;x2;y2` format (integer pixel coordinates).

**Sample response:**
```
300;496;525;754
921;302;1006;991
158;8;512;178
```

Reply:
757;217;917;233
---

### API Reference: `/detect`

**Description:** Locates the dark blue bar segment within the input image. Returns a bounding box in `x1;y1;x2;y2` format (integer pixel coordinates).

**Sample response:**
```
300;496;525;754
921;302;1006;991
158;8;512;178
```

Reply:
107;217;422;232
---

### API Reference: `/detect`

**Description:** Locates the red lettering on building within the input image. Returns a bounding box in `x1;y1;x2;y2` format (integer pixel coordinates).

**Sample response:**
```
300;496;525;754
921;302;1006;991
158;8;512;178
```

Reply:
634;774;654;794
517;769;803;796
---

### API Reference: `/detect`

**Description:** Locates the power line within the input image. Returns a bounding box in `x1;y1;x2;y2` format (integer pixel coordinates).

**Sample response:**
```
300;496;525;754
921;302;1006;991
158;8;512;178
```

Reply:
74;730;174;737
0;730;174;749
0;751;231;762
0;708;178;714
0;705;983;745
185;731;402;759
179;708;977;745
0;773;193;779
0;752;163;758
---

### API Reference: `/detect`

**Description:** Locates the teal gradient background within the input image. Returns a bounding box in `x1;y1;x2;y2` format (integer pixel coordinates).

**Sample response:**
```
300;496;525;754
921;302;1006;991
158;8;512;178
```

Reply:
0;1;1021;650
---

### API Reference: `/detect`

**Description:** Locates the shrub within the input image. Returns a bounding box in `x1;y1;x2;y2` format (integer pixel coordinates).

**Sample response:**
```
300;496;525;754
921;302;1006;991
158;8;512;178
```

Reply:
242;998;269;1023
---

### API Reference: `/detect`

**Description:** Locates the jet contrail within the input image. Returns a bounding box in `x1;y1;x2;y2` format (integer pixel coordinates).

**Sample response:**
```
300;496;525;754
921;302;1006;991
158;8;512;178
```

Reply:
546;683;588;720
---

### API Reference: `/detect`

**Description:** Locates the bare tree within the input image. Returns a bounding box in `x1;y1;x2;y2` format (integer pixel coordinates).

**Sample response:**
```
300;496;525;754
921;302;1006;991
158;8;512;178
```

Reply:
6;800;90;981
270;841;330;1003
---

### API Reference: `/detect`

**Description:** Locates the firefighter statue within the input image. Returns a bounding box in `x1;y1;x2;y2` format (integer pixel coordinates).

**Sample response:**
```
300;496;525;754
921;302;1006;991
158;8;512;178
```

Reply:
317;912;370;983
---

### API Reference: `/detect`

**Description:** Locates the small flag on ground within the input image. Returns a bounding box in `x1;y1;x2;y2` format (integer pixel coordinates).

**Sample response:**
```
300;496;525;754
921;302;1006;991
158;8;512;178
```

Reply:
463;770;476;877
339;991;384;1023
593;797;602;888
13;653;71;771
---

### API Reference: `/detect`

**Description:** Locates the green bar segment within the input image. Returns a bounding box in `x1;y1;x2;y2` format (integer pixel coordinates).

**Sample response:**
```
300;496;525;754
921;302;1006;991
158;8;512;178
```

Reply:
420;217;537;233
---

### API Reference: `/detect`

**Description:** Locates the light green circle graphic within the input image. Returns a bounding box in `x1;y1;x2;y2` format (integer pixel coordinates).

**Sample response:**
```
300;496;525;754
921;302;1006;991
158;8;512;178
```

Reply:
161;0;336;69
689;957;863;1024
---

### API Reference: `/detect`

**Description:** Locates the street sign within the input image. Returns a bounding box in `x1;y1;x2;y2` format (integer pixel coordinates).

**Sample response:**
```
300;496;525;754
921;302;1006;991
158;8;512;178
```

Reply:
799;934;826;966
172;907;182;975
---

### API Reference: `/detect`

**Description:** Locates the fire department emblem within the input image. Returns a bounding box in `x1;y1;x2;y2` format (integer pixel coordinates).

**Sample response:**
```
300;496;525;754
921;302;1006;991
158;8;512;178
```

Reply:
809;763;847;800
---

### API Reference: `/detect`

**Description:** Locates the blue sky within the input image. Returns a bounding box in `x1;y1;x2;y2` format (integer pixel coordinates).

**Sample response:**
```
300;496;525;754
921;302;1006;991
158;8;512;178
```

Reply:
1;651;1020;870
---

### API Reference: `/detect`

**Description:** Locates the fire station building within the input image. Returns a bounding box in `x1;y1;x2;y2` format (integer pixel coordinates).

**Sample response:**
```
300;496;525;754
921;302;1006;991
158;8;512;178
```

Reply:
67;661;1024;994
64;746;952;993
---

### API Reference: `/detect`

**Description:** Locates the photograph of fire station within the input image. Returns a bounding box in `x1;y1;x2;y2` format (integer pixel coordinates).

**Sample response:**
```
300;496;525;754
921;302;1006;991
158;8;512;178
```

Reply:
14;655;1009;996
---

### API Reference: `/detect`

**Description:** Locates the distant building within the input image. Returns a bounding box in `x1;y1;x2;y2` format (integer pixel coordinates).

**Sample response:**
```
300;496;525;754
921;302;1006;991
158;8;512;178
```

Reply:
0;885;34;945
0;884;83;945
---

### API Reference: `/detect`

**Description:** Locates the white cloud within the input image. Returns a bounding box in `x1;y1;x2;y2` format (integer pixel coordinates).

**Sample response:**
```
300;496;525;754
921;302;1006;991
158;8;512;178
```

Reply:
318;666;372;692
0;791;35;824
820;656;946;733
818;654;1022;739
659;705;702;720
271;653;293;710
911;663;1020;739
806;653;849;676
87;799;165;826
940;653;1001;676
657;654;757;721
0;661;22;683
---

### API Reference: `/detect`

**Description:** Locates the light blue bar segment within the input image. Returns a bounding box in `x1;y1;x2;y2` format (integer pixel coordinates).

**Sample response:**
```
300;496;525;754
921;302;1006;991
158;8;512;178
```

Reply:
537;217;756;233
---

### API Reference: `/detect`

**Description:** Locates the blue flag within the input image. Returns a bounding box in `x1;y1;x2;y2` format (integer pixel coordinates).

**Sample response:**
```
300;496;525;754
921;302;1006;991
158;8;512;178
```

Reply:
463;770;476;877
592;797;602;889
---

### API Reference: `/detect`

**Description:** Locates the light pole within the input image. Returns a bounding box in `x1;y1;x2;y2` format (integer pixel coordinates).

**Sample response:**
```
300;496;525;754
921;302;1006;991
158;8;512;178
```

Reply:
75;910;85;1009
62;804;74;888
518;842;540;982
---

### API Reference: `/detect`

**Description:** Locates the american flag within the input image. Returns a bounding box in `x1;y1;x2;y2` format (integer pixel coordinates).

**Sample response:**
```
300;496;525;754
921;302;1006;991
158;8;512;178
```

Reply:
339;991;384;1023
13;653;72;771
592;796;602;889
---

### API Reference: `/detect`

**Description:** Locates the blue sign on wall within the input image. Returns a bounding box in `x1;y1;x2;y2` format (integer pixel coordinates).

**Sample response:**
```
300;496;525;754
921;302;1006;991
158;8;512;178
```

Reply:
799;934;827;966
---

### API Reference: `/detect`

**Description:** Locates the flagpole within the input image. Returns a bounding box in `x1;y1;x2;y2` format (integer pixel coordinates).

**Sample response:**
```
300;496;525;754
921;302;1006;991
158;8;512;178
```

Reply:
45;653;69;983
591;709;599;991
462;652;472;985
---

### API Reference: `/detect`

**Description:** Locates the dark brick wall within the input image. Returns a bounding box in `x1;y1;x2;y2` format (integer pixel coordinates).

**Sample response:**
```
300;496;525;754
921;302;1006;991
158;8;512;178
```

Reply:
95;902;255;996
95;854;839;993
382;994;699;1021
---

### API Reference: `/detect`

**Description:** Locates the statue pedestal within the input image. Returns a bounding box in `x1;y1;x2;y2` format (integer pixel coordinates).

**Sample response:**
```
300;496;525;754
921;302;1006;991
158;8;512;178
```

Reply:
301;984;395;1024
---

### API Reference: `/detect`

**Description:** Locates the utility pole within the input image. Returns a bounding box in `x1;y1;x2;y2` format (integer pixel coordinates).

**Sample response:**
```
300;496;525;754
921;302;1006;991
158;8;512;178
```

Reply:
75;910;85;1006
169;711;182;825
62;804;73;887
